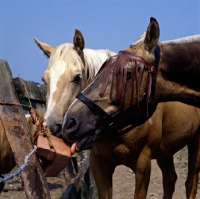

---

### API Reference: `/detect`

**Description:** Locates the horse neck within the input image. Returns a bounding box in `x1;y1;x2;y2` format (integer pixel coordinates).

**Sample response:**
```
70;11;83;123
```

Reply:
83;48;115;83
154;36;200;108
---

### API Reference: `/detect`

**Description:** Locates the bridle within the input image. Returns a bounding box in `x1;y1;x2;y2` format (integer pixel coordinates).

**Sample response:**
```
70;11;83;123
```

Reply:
77;92;146;139
76;46;160;139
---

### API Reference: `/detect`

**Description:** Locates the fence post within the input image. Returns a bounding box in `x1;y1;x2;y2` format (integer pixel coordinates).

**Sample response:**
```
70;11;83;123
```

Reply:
0;60;51;198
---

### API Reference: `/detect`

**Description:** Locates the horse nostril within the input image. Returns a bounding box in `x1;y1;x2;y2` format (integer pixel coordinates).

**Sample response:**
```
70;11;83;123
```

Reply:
54;124;62;138
50;124;62;137
67;118;76;129
62;117;79;139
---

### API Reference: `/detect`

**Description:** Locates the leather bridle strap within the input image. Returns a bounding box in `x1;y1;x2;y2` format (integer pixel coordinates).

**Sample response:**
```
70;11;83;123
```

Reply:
76;92;146;139
76;93;111;121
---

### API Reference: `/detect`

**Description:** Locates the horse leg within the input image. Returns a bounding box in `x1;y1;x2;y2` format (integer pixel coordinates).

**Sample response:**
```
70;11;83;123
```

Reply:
185;130;200;199
89;149;116;199
134;146;151;199
156;156;177;199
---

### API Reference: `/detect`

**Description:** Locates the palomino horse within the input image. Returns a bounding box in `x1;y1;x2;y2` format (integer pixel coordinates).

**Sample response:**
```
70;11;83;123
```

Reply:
34;29;116;133
61;18;200;198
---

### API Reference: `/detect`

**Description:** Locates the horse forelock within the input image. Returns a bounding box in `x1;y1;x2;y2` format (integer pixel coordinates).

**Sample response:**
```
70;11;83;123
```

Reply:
50;43;83;65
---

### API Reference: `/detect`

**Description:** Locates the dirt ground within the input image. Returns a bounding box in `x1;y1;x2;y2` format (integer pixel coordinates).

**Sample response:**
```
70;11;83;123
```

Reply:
113;147;200;199
1;147;200;199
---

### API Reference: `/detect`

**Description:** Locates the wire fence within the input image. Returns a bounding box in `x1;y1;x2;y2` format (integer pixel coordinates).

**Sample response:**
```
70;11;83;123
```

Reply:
0;146;37;183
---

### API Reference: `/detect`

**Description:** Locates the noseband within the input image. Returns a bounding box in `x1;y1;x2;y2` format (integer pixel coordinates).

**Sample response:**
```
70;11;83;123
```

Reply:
76;47;160;139
76;92;146;138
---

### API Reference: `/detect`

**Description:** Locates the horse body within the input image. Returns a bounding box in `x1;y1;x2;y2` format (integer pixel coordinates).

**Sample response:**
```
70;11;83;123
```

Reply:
90;102;200;199
62;18;200;198
34;29;115;133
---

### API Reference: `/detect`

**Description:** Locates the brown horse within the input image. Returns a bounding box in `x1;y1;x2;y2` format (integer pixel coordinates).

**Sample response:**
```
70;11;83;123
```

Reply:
61;18;200;199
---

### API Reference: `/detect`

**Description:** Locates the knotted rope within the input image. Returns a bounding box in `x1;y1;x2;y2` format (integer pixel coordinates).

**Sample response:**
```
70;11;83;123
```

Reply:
0;78;55;182
0;79;54;149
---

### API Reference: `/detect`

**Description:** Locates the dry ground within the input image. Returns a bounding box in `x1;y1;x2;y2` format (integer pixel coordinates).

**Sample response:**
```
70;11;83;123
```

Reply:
113;147;200;199
1;147;200;199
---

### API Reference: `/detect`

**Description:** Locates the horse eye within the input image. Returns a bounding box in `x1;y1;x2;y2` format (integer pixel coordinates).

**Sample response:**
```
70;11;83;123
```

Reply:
72;74;82;84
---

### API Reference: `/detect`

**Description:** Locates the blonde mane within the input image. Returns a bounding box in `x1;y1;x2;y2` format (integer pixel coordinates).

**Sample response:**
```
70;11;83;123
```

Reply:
83;48;116;82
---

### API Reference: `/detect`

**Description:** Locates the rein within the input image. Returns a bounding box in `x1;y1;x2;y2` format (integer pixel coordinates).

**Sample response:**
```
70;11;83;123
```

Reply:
76;46;160;139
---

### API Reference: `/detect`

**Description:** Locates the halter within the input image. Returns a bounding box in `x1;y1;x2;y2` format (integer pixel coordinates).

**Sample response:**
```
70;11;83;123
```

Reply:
76;46;160;139
76;92;146;139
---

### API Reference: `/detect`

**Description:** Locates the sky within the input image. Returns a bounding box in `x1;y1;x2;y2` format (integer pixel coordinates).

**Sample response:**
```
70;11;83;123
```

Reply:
0;1;200;83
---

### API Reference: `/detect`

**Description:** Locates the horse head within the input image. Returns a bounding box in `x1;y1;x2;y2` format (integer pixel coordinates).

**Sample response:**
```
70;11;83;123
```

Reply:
62;17;160;151
34;30;115;135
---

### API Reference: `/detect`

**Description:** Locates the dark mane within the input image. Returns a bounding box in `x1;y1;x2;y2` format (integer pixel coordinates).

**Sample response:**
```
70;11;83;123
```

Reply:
99;51;156;106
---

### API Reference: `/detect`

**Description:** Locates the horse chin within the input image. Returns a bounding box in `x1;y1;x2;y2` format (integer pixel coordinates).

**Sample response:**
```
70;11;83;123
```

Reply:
75;127;106;151
60;128;96;154
76;136;95;151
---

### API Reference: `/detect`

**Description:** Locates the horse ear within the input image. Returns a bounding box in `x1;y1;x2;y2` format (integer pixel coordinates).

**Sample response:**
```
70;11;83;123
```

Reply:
34;37;54;58
144;17;160;51
73;29;85;54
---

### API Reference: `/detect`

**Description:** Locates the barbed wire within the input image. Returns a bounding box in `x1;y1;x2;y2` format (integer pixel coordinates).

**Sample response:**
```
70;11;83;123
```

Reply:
0;146;37;183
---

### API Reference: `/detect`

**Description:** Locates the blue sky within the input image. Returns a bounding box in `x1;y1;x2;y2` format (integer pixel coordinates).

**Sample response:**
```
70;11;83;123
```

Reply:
0;1;199;83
